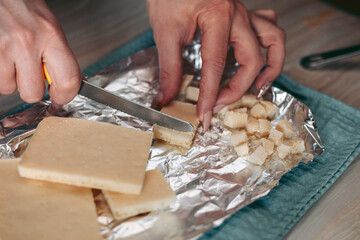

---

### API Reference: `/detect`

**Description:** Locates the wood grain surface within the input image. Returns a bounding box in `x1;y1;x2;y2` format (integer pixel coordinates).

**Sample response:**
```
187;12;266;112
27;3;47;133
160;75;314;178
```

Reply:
0;0;359;239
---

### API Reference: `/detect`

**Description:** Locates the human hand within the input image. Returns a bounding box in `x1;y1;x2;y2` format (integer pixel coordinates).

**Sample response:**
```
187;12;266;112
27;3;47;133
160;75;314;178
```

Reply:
0;0;81;104
147;0;285;130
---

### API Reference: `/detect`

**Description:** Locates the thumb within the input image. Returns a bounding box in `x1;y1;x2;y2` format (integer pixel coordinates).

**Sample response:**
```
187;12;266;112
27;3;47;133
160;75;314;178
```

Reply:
43;35;81;105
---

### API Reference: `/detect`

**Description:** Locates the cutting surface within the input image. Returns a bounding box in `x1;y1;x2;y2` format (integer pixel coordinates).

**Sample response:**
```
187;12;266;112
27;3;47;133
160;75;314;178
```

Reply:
0;158;101;240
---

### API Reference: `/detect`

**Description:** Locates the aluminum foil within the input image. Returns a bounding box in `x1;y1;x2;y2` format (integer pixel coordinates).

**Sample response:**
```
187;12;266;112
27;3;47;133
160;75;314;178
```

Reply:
0;43;324;239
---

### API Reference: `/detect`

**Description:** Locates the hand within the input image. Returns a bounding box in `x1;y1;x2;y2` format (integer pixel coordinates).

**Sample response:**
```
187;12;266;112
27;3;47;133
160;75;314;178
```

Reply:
0;0;81;104
147;0;285;130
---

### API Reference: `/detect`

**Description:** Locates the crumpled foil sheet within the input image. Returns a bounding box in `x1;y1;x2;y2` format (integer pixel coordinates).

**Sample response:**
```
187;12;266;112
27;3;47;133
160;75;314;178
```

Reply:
0;43;324;239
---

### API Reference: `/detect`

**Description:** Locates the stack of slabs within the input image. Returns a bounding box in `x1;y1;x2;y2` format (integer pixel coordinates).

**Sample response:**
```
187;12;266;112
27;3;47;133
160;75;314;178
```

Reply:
1;116;176;239
0;159;101;240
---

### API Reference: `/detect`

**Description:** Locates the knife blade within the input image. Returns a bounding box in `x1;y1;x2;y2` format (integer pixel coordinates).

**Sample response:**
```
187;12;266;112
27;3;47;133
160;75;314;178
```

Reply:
78;80;194;132
43;64;194;132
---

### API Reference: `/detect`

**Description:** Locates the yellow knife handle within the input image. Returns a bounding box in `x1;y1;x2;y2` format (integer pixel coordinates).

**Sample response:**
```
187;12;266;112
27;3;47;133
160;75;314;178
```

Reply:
42;63;52;85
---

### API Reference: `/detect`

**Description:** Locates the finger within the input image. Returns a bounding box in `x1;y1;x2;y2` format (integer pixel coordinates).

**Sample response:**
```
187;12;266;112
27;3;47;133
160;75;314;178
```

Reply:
214;4;264;112
197;5;232;130
251;9;277;24
43;35;81;105
154;31;183;107
249;14;285;91
0;59;17;95
15;54;45;103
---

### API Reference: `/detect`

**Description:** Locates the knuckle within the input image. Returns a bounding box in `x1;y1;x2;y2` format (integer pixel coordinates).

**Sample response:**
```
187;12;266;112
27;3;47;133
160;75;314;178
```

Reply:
202;0;234;18
246;56;264;73
56;78;80;93
20;91;43;103
235;1;248;15
12;29;36;49
276;27;286;42
0;83;16;95
159;69;172;83
202;55;226;73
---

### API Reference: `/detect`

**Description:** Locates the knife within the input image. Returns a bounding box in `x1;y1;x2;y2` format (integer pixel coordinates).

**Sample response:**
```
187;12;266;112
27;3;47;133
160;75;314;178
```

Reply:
43;64;194;132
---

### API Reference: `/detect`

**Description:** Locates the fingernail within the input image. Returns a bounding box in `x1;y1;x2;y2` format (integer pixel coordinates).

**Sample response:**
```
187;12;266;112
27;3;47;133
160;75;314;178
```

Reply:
213;104;226;114
202;111;212;132
151;92;163;110
257;82;272;99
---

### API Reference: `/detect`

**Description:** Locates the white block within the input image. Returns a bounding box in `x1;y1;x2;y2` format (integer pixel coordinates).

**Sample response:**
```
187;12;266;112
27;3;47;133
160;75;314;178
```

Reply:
240;94;261;108
231;130;248;146
259;119;271;137
277;141;292;159
289;138;306;154
250;103;267;119
246;117;259;134
260;101;279;119
235;142;249;156
268;128;283;145
276;119;294;139
260;138;274;155
248;145;268;165
224;110;248;129
185;86;200;102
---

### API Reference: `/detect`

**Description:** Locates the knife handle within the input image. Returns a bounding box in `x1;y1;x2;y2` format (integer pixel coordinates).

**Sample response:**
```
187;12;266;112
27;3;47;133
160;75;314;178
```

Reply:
43;63;53;85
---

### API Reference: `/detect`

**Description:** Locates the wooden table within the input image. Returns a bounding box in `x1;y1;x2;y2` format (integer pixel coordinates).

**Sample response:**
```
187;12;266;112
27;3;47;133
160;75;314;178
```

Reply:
1;0;359;239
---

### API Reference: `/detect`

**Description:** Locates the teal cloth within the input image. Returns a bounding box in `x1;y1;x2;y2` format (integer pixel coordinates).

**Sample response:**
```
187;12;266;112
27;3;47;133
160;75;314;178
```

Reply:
4;30;360;239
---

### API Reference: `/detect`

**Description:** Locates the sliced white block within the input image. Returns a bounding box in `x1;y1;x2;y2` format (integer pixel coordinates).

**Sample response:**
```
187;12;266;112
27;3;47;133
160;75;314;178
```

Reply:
289;138;306;154
277;141;292;159
268;128;283;145
240;94;261;108
231;130;248;146
185;86;200;102
224;110;248;129
179;74;194;95
260;101;279;119
259;119;271;137
276;119;294;139
250;103;267;119
248;145;268;165
246;117;259;134
260;138;274;155
234;142;249;156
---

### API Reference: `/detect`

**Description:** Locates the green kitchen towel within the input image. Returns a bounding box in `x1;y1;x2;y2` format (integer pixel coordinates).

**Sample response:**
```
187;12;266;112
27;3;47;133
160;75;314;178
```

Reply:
3;30;360;240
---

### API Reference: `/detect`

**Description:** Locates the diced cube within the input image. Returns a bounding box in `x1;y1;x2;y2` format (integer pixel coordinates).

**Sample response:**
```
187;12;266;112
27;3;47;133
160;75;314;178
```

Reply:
260;138;274;155
277;141;292;159
250;103;267;119
246;117;259;134
227;99;243;110
231;130;248;146
259;119;271;137
248;145;268;165
211;117;221;126
276;119;294;138
179;75;194;95
289;138;305;154
216;106;230;119
224;110;248;129
235;142;249;156
241;94;261;108
268;128;283;145
260;101;279;119
185;86;200;102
